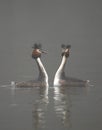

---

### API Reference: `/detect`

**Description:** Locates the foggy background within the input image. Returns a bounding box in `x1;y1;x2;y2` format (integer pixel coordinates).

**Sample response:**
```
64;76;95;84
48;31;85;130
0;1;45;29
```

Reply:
0;0;102;85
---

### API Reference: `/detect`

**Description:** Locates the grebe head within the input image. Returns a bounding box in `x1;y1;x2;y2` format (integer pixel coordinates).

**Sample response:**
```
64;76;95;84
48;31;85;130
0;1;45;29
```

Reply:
61;44;71;58
32;43;47;59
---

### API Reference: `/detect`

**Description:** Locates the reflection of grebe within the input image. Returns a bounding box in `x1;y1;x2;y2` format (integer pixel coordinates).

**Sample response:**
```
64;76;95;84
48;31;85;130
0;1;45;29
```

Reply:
54;45;88;87
12;43;49;87
32;86;49;129
54;86;72;128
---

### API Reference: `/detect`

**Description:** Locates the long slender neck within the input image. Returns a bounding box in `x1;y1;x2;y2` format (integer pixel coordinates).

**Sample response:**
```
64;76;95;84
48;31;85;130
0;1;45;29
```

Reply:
55;56;67;79
36;57;48;83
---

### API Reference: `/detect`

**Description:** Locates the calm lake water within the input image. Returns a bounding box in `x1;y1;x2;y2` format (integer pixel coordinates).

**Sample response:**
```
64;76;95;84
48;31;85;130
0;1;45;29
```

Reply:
0;0;102;130
0;55;102;130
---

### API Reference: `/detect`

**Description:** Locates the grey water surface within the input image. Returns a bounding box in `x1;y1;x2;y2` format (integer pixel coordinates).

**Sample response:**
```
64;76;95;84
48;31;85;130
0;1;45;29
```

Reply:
0;0;102;130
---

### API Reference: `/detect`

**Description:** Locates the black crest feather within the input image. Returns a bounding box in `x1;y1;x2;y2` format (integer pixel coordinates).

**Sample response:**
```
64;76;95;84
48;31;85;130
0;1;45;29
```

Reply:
66;45;71;49
32;43;42;49
61;44;71;49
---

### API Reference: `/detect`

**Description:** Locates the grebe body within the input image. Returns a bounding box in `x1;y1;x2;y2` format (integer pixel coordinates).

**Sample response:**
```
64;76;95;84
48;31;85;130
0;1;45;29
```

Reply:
53;45;87;87
14;44;49;88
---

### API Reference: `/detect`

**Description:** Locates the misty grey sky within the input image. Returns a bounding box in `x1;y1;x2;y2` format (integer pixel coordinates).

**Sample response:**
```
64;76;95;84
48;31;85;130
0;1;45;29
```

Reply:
0;0;102;40
0;0;102;82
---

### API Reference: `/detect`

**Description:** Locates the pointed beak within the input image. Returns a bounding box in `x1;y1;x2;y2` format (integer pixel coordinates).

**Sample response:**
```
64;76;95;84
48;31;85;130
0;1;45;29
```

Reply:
41;50;47;54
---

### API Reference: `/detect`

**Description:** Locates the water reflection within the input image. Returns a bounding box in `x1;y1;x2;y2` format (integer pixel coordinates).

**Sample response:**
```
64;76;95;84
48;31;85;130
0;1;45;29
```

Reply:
1;81;90;130
54;85;89;129
54;86;72;128
10;85;18;106
32;86;49;129
9;84;49;130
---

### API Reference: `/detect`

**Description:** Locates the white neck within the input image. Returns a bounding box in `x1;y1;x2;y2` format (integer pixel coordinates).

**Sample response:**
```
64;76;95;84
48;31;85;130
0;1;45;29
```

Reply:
36;57;49;86
54;56;67;86
55;56;67;78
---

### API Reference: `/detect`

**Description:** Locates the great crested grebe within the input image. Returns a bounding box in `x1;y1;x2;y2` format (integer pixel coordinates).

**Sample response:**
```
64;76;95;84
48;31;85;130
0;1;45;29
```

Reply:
12;43;49;87
53;44;88;87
